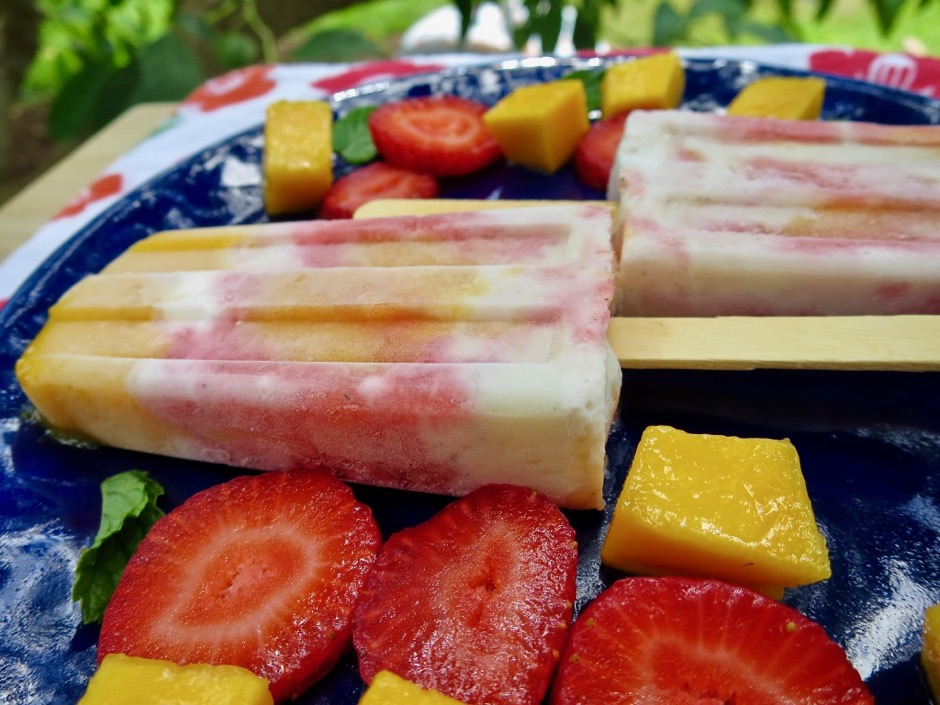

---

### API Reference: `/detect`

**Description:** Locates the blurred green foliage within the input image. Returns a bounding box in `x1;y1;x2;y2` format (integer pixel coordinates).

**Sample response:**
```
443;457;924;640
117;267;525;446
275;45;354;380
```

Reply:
18;0;442;142
13;0;940;145
456;0;936;51
24;0;229;140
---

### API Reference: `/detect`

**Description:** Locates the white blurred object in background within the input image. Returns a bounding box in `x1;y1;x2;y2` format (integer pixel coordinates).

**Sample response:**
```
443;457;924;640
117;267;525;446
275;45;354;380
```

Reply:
399;0;581;55
399;2;515;54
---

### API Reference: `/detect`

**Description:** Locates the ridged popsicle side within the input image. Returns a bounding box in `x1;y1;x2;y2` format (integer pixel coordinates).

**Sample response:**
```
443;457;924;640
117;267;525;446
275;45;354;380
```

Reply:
612;110;940;317
17;205;620;509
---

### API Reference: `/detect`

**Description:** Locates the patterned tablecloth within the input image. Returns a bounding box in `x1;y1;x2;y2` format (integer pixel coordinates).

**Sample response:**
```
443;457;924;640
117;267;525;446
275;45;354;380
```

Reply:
2;43;939;306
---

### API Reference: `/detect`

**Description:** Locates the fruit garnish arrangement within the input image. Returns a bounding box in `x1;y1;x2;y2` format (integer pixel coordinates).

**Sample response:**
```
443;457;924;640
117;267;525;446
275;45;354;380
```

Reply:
12;53;939;703
263;52;826;220
77;449;880;705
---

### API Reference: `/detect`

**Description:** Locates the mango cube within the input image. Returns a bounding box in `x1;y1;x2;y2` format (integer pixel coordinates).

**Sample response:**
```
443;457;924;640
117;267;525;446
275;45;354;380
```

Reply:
600;52;685;117
601;425;831;589
923;603;940;700
359;670;466;705
482;79;589;173
727;76;826;120
263;100;333;216
78;653;273;705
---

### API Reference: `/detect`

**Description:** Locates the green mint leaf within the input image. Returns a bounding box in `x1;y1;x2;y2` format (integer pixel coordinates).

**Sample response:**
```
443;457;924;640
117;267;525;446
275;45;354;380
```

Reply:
565;68;606;114
333;106;378;164
72;470;166;624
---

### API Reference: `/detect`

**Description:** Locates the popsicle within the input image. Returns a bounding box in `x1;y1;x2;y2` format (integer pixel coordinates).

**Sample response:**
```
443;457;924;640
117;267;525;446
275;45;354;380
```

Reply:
16;205;620;510
610;109;940;316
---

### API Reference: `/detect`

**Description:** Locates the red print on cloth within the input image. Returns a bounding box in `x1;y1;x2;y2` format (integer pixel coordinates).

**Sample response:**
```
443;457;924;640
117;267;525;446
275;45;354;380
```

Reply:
53;173;124;220
182;65;277;112
809;49;940;98
312;59;447;93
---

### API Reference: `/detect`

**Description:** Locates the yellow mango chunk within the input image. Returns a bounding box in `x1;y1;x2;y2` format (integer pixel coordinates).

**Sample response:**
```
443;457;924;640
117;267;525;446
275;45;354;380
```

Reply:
263;100;333;216
602;425;831;589
923;603;940;700
600;52;685;117
359;670;466;705
482;79;589;173
727;76;826;120
78;654;273;705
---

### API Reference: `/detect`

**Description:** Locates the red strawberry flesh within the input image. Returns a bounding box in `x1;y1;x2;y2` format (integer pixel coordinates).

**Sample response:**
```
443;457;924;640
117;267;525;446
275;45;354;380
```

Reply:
574;113;628;193
369;96;502;177
353;484;578;705
97;470;381;703
318;161;438;219
550;576;874;705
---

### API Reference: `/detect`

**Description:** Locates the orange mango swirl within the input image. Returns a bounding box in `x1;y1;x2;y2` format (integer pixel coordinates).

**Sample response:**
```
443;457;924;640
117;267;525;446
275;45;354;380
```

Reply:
16;205;620;510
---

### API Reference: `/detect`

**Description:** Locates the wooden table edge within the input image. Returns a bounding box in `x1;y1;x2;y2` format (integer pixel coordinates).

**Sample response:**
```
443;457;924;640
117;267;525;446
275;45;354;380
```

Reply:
0;102;178;264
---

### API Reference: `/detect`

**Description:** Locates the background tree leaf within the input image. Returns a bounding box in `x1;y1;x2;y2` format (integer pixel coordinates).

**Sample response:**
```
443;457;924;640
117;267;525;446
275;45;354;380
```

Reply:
873;0;907;33
739;19;794;42
652;0;687;46
572;0;617;49
815;0;837;19
210;31;258;69
128;32;204;102
50;31;202;141
90;61;141;130
517;0;564;53
292;28;381;62
174;12;213;40
689;0;748;20
48;58;124;140
454;0;475;39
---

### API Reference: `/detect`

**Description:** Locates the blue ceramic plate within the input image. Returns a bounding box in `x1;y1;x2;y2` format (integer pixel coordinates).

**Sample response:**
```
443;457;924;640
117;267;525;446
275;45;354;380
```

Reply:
1;56;939;704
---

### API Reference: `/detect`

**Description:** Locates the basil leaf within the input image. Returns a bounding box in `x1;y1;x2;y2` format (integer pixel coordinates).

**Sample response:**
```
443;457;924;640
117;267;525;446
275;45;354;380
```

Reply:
72;470;165;624
565;68;606;114
333;105;378;164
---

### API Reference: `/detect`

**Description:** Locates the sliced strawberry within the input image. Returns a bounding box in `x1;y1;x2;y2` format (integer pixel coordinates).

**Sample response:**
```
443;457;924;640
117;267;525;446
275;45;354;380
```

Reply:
550;577;874;705
97;471;381;703
318;161;438;219
353;484;578;705
368;95;502;177
573;113;629;193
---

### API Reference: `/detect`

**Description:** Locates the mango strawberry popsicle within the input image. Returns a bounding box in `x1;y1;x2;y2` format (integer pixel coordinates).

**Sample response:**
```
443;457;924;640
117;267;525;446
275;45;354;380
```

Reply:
16;205;621;510
611;109;940;316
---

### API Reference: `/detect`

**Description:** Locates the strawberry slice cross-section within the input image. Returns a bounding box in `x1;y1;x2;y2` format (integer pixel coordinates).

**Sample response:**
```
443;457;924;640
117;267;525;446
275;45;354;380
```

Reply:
318;161;438;219
97;470;382;703
353;484;579;705
573;112;628;193
368;95;503;177
550;576;874;705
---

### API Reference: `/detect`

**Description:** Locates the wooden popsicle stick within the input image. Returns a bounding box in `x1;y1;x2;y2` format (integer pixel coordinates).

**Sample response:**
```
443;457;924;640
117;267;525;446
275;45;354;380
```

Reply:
608;315;940;371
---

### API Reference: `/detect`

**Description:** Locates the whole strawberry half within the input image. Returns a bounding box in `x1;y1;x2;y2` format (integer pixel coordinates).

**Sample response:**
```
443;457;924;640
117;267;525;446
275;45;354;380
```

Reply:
318;161;438;219
97;470;381;703
573;113;628;193
353;484;578;705
550;576;874;705
368;95;502;177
